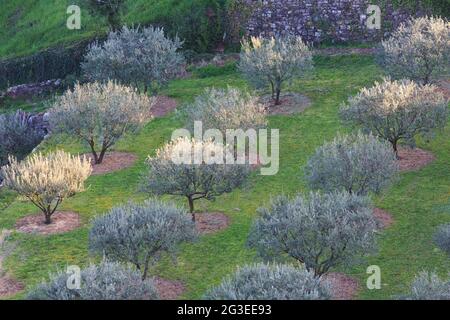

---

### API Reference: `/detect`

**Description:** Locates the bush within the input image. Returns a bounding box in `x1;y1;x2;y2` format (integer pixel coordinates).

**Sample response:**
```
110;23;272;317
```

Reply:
204;263;331;300
305;132;398;196
239;35;313;105
27;259;158;300
0;110;45;167
0;151;91;224
340;78;448;157
142;137;250;221
434;224;450;256
400;271;450;300
82;26;185;94
378;16;450;84
89;199;197;280
49;81;153;164
83;0;126;30
248;191;377;277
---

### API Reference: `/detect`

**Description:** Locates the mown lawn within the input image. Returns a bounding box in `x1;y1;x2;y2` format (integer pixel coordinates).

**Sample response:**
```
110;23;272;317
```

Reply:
1;54;449;299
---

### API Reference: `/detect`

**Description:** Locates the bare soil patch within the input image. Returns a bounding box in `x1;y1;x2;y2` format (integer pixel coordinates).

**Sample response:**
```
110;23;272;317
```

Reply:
195;212;230;235
324;272;359;300
397;147;435;172
151;96;178;118
260;93;311;115
154;277;185;300
0;275;24;298
373;208;394;229
15;212;81;235
85;152;138;175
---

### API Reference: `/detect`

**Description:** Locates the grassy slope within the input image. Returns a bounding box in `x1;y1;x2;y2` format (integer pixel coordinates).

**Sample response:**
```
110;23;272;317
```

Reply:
1;55;449;300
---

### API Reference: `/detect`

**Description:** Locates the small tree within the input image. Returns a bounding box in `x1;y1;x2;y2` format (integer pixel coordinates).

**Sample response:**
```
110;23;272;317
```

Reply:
27;259;158;300
0;151;91;224
400;271;450;300
82;26;185;94
248;191;377;277
377;16;450;84
49;81;153;164
204;263;331;300
89;199;196;280
340;78;448;157
142;137;250;221
239;35;313;105
83;0;126;31
434;224;450;256
305;132;399;196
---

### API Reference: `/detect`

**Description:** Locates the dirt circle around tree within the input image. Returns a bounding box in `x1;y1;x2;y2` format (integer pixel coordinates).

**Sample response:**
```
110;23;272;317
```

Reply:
373;208;394;229
84;152;138;175
15;211;81;235
195;212;230;235
153;276;186;300
0;275;24;298
397;147;435;172
151;96;178;118
324;272;359;300
259;92;312;115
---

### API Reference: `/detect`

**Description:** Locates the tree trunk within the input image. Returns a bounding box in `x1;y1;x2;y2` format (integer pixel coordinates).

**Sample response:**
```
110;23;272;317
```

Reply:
274;88;281;106
188;196;195;222
44;212;52;225
392;140;400;160
97;146;108;164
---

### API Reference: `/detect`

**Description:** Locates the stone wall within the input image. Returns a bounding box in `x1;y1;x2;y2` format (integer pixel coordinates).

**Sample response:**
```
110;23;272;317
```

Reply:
245;0;424;43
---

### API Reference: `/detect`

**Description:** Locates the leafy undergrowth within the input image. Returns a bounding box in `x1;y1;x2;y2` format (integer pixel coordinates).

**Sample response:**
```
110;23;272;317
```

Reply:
0;54;449;300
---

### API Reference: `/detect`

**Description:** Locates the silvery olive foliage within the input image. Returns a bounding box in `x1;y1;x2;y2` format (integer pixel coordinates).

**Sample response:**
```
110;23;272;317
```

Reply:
142;137;250;221
434;224;450;256
400;271;450;300
248;191;378;277
377;16;450;84
27;259;158;300
82;26;185;94
89;199;197;280
239;35;313;105
203;263;331;300
49;81;153;164
0;110;45;167
304;132;399;196
185;87;267;136
340;78;448;156
0;151;91;224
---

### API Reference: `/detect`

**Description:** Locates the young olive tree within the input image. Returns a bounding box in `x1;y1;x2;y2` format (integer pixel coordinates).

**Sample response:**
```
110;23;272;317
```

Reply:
340;78;448;157
89;199;196;280
82;26;185;94
0;151;91;224
400;271;450;300
248;191;378;277
27;259;158;300
142;137;250;221
204;263;331;300
49;81;153;164
239;35;313;105
434;224;450;256
377;16;450;84
83;0;126;31
304;132;399;196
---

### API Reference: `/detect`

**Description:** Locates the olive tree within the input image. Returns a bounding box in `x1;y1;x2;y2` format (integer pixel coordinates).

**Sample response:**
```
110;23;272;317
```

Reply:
305;132;399;196
27;260;158;300
248;191;377;277
434;224;450;256
49;81;153;164
377;16;450;84
0;151;91;224
142;137;250;221
400;271;450;300
89;199;196;280
340;78;448;157
82;26;185;94
204;263;331;300
239;35;313;105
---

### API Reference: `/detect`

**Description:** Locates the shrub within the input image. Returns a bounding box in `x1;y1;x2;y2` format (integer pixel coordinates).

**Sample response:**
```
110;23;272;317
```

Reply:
27;259;158;300
82;26;185;94
142;137;250;221
340;78;448;157
239;35;313;105
248;191;377;277
89;199;196;280
377;16;450;84
305;132;399;196
434;224;450;256
83;0;126;31
0;151;91;224
49;81;153;164
0;110;45;167
400;271;450;300
203;263;331;300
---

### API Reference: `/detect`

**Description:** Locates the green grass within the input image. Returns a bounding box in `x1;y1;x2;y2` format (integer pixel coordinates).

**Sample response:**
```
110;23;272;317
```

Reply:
1;54;449;300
